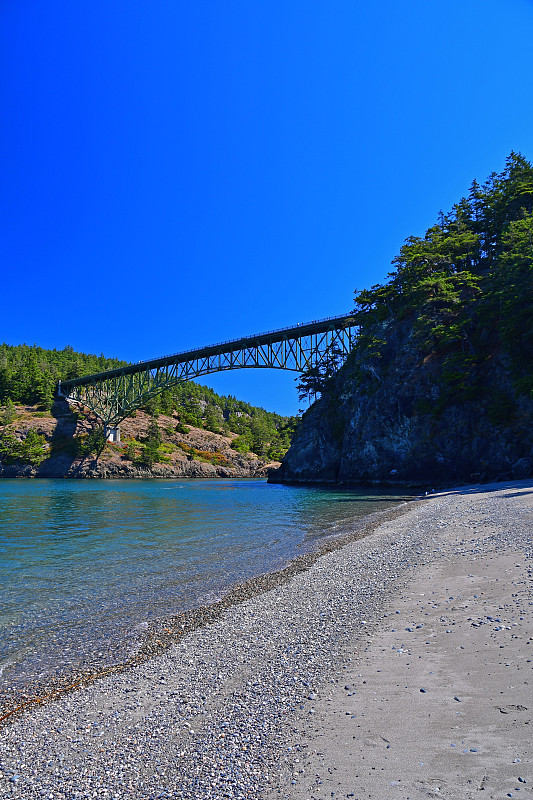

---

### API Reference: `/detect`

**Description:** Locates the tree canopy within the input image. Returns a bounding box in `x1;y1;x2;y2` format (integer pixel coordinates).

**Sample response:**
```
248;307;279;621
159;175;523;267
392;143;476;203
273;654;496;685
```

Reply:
350;151;533;402
0;344;128;410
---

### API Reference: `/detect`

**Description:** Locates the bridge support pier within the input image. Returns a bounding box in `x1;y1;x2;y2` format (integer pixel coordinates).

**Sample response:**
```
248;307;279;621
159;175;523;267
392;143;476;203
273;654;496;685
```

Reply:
105;426;121;443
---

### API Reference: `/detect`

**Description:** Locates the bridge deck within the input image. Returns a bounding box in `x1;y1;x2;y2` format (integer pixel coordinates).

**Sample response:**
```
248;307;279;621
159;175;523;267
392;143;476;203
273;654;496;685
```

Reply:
60;312;356;391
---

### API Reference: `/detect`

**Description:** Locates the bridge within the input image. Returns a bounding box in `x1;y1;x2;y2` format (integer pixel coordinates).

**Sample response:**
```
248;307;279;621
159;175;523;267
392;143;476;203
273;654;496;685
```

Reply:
58;312;357;439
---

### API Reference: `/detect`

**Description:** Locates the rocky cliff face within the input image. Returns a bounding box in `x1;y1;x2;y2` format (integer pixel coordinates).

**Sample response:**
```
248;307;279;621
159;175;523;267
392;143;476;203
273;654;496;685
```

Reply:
274;154;533;487
272;320;533;487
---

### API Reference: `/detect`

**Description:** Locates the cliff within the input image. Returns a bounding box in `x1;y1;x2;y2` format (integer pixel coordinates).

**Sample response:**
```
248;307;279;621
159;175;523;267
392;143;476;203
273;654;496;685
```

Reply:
271;153;533;487
271;319;533;487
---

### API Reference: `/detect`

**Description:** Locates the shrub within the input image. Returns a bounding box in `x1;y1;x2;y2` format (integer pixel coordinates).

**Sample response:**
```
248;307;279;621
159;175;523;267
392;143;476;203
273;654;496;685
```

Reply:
0;427;48;465
78;427;106;456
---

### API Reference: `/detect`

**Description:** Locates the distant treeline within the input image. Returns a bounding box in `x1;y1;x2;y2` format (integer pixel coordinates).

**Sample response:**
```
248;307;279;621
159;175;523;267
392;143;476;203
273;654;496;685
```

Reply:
0;343;298;460
0;343;128;409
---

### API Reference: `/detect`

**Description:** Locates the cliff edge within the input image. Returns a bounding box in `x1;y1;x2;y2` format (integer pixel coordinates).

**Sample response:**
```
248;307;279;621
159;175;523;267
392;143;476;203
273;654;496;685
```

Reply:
271;153;533;487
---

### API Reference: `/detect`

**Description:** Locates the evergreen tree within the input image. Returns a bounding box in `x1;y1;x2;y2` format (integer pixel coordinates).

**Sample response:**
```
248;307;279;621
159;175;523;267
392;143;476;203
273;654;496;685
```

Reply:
351;151;533;405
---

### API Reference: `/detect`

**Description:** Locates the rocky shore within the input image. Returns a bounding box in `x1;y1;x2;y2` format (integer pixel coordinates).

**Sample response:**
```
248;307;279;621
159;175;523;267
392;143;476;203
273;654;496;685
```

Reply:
0;480;531;799
0;453;275;480
0;403;278;479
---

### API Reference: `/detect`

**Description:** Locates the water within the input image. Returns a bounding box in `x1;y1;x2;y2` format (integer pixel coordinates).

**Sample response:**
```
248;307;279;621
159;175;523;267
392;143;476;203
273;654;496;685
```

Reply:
0;479;408;689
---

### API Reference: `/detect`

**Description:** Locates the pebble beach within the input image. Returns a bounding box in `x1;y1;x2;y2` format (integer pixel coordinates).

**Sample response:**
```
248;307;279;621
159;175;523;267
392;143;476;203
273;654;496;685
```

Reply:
0;480;531;799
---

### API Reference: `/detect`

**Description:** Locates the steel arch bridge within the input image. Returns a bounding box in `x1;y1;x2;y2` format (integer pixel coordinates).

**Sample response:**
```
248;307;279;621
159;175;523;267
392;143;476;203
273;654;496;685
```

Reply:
58;312;357;431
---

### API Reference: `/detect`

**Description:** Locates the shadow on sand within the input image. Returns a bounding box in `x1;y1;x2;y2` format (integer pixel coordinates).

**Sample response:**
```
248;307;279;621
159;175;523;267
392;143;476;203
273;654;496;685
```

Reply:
429;478;533;499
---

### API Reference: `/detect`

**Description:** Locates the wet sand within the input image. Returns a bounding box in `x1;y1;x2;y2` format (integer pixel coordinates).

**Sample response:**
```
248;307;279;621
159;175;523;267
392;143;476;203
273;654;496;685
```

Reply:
0;480;531;799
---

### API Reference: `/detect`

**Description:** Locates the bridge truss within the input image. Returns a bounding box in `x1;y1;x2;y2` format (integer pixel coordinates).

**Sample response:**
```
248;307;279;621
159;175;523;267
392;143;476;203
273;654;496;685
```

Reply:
58;313;357;428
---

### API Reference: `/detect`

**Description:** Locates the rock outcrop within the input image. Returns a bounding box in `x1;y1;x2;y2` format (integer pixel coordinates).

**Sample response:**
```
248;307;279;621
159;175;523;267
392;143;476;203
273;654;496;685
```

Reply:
0;403;279;479
273;154;533;488
0;455;276;480
271;319;533;488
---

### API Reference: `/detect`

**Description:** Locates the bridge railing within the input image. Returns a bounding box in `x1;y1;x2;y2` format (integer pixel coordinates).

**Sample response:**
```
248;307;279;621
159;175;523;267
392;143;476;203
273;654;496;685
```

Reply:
140;311;356;367
60;311;357;391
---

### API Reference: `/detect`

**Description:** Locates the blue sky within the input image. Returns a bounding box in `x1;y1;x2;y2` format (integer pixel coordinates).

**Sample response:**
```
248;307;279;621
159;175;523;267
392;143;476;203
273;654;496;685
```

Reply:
2;0;533;415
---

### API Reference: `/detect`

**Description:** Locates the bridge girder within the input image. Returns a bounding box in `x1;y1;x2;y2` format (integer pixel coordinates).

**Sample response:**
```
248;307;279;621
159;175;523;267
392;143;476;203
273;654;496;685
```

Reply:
58;314;357;426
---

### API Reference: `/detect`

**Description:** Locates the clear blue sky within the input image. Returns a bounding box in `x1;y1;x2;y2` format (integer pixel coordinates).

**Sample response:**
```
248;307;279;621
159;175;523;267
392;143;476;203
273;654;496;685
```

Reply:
2;0;533;416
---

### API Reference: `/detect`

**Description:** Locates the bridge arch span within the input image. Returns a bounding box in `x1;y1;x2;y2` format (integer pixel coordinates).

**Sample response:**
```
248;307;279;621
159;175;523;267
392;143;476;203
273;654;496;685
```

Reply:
58;313;357;427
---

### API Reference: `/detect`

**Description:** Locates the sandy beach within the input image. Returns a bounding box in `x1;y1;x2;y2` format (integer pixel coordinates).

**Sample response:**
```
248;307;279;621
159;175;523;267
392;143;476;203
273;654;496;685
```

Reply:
0;480;531;799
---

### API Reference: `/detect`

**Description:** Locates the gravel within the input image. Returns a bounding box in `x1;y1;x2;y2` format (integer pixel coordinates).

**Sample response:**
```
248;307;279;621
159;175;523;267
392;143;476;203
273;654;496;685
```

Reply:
0;480;531;799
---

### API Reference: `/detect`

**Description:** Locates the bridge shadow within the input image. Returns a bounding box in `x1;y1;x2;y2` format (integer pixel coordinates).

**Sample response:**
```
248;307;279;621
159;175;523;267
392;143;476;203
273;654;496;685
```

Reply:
38;399;101;476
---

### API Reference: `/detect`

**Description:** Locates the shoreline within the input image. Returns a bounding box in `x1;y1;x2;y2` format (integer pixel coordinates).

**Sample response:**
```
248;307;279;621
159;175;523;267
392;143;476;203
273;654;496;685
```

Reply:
268;480;533;799
0;496;418;726
1;480;531;799
0;462;275;480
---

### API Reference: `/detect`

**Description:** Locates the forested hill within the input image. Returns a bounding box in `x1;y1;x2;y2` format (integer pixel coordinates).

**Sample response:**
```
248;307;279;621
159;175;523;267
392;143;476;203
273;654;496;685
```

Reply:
0;343;298;462
0;344;128;410
274;152;533;486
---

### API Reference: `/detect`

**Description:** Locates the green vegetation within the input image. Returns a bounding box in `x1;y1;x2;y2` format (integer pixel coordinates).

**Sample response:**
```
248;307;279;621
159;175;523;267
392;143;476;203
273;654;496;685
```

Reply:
174;441;232;467
0;398;16;426
0;346;298;466
0;344;128;410
137;418;163;467
0;426;47;466
325;152;532;408
76;427;107;457
296;345;345;404
141;383;298;461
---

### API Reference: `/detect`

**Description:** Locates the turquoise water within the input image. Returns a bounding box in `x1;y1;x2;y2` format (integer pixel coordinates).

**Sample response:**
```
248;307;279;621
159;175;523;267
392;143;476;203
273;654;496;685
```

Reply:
0;479;407;687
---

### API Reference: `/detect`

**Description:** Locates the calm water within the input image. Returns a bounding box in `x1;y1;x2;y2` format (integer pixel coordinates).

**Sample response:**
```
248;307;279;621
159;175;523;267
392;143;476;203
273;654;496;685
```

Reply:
0;479;407;688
